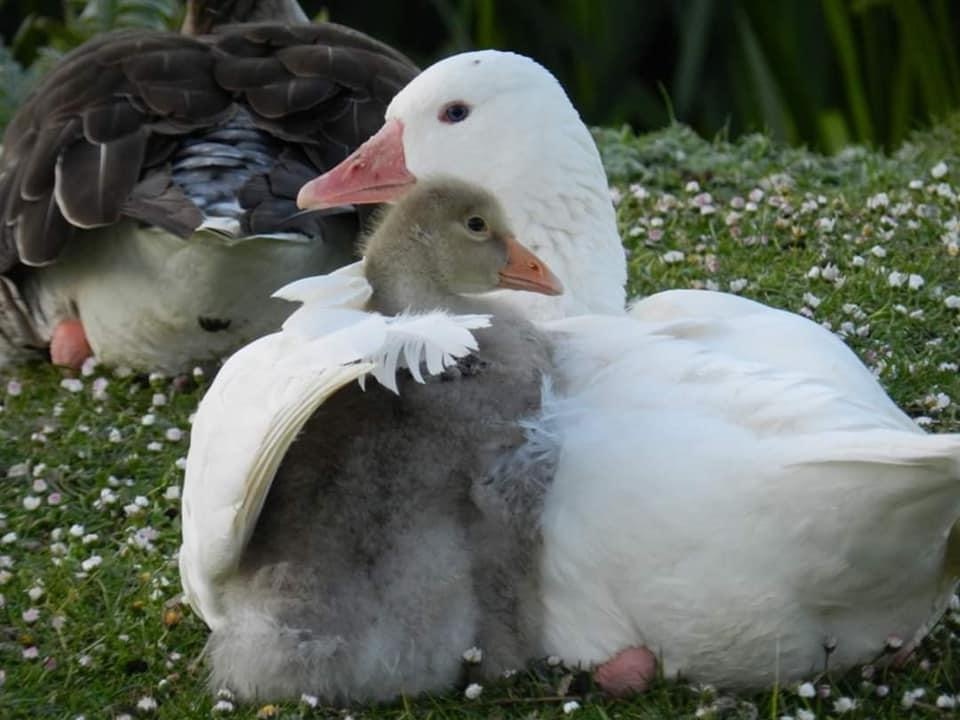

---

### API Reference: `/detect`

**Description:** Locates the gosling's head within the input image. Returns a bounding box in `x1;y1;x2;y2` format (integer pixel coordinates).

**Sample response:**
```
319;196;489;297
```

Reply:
364;177;563;299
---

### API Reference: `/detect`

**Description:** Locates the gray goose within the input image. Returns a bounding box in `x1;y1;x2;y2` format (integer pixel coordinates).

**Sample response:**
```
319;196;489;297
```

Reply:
181;179;563;702
0;0;417;371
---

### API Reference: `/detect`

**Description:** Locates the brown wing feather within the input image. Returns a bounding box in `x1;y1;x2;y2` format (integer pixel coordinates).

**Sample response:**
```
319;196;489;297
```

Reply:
55;130;149;229
122;171;205;237
20;121;83;201
82;102;146;145
16;193;75;267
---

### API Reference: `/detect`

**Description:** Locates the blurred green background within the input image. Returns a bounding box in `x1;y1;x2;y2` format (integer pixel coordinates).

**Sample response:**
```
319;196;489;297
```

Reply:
1;0;959;152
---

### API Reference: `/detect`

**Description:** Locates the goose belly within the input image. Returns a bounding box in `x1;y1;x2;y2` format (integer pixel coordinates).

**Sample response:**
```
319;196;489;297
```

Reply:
27;222;352;372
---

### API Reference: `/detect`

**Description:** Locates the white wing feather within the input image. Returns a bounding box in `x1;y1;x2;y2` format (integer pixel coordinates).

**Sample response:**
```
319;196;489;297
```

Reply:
180;263;490;629
371;312;491;393
274;260;372;312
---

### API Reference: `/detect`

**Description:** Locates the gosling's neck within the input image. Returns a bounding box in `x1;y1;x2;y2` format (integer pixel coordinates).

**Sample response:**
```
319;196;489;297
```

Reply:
365;246;468;317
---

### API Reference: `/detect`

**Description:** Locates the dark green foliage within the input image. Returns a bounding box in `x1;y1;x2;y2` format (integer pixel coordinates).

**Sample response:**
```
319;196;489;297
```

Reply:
414;0;960;152
0;43;39;132
1;1;959;149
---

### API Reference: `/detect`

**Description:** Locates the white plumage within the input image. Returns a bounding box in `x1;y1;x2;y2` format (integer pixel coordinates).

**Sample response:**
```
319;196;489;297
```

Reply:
295;49;960;689
537;311;960;686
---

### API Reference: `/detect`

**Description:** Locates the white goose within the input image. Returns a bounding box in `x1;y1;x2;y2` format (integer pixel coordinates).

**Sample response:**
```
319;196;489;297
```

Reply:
295;50;960;691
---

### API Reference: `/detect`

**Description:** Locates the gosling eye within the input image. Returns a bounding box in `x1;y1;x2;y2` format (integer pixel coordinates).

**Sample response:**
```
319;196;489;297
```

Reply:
465;216;488;234
440;102;471;123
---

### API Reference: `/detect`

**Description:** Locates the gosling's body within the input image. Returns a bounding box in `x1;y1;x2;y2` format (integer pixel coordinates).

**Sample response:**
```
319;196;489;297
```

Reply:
204;180;559;701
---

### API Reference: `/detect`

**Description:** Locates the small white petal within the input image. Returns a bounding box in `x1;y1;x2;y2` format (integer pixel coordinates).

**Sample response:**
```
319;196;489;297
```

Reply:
462;646;483;664
136;696;158;713
832;697;856;713
936;695;956;709
60;378;83;393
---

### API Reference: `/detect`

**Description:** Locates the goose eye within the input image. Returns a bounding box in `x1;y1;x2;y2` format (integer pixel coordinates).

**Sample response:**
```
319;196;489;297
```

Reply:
440;102;471;123
466;216;487;234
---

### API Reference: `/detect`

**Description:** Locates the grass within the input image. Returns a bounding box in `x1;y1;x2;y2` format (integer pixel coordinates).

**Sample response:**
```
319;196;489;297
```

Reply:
1;118;959;719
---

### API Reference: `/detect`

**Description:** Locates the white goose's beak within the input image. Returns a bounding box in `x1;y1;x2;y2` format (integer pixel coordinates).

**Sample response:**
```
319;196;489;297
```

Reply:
297;119;416;209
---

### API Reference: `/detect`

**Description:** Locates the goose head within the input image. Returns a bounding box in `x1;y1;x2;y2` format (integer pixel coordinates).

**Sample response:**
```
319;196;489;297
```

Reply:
364;178;563;315
298;51;626;319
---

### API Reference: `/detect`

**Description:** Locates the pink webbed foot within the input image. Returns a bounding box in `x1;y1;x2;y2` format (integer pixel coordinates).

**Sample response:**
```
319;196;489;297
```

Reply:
50;319;92;370
593;646;658;697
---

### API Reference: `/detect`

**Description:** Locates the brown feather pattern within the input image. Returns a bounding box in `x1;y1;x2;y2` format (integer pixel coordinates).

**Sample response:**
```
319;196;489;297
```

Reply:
0;21;419;271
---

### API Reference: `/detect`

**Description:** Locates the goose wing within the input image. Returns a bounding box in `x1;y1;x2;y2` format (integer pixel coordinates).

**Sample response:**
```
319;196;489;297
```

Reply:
180;262;489;628
0;22;417;270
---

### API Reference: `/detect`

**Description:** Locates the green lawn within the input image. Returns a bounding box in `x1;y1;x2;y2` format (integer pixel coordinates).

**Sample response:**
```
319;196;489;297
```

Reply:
1;120;959;719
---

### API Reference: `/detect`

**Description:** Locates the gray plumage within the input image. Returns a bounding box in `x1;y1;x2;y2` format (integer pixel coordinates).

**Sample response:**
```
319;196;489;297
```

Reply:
206;180;558;703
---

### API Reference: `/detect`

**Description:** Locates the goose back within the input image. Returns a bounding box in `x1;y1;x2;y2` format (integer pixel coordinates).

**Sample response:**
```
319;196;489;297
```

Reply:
0;22;417;268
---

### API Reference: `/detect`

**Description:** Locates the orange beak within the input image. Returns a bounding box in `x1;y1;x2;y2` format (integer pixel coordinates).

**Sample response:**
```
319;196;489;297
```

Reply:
297;119;417;209
498;235;563;296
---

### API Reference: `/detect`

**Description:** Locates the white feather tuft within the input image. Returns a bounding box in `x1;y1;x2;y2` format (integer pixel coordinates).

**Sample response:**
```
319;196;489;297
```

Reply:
369;312;491;393
273;260;371;308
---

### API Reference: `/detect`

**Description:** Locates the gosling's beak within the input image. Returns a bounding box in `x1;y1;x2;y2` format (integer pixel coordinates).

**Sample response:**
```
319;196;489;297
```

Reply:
498;235;564;296
297;119;417;209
